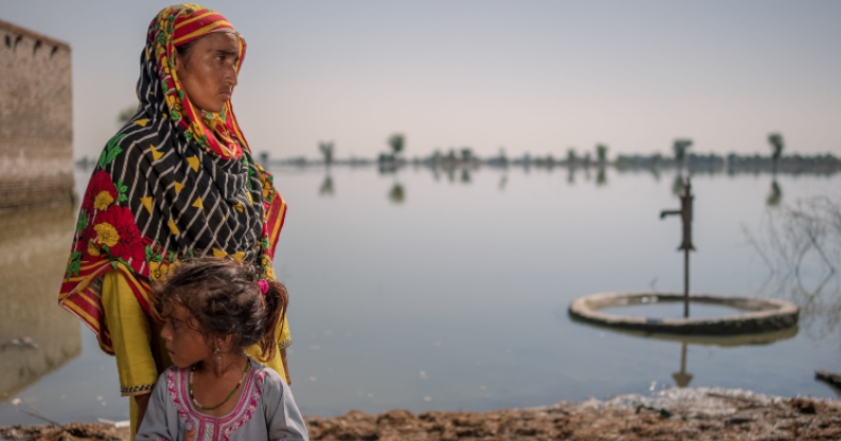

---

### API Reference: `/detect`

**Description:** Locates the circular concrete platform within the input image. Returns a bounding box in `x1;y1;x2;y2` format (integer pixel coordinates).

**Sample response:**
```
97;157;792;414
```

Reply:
568;292;799;335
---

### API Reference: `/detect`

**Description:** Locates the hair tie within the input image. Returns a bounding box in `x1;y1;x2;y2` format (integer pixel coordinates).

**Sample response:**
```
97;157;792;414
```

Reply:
257;279;269;295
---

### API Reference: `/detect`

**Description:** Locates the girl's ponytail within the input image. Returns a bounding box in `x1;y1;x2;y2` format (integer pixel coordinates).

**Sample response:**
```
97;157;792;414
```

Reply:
257;279;288;363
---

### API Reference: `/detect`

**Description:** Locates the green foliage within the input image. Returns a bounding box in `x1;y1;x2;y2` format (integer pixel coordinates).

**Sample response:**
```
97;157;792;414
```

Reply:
98;134;127;169
115;179;129;203
596;144;608;162
67;252;82;277
768;133;784;161
75;210;88;234
673;139;693;163
319;141;335;165
388;134;405;156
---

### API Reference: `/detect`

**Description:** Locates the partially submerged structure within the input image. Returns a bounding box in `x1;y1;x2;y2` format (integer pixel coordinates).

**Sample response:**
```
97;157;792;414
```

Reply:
0;19;73;211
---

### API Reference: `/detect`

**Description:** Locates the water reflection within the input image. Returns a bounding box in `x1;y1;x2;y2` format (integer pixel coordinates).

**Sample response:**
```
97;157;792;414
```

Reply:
0;205;81;401
745;196;841;341
498;174;507;192
388;183;405;204
569;315;798;389
596;167;607;187
319;174;334;197
766;180;782;207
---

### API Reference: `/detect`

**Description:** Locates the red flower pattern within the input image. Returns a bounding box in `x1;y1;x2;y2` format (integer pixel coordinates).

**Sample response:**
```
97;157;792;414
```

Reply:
92;206;148;265
82;171;119;211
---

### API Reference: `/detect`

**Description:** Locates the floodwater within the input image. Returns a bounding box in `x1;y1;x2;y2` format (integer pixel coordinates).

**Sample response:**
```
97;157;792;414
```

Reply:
0;164;839;425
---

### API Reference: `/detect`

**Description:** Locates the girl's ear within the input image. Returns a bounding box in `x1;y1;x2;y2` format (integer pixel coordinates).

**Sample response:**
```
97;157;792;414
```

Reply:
216;334;235;352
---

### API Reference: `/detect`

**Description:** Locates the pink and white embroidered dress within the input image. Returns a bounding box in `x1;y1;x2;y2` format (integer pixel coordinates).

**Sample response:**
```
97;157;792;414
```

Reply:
136;358;308;441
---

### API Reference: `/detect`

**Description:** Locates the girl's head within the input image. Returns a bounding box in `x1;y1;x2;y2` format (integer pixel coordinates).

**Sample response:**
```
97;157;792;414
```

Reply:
154;258;287;368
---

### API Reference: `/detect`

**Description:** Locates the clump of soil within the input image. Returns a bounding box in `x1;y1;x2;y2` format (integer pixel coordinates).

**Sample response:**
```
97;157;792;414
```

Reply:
306;388;841;441
2;388;839;441
0;423;126;441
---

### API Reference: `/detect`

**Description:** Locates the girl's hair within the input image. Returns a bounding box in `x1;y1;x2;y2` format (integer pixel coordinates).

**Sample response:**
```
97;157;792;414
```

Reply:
153;258;288;362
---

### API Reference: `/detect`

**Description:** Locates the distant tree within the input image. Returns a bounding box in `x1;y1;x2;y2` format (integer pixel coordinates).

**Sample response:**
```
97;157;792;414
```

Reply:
460;147;472;163
388;133;405;158
258;151;270;166
596;144;608;165
498;147;508;165
768;133;784;174
567;148;578;166
546;154;555;167
117;104;138;125
318;141;335;166
446;149;457;164
673;139;693;168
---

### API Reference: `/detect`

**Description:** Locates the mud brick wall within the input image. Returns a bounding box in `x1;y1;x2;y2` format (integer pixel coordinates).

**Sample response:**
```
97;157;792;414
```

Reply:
0;20;73;211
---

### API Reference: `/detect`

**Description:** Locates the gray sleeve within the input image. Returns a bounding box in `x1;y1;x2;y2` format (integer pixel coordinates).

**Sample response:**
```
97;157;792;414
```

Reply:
263;369;309;441
136;375;176;441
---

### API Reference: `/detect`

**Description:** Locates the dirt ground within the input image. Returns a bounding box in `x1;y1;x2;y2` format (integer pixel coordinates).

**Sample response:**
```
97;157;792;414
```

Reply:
1;387;839;441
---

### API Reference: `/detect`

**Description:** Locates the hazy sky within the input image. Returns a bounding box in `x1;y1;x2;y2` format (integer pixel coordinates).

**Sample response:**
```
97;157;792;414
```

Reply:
4;0;841;160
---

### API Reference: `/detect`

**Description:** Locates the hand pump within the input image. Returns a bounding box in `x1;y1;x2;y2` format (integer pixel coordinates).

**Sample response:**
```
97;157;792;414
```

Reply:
660;177;695;318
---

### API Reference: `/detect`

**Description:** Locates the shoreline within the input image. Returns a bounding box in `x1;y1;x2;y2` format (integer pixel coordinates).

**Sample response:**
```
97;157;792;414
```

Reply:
1;387;839;440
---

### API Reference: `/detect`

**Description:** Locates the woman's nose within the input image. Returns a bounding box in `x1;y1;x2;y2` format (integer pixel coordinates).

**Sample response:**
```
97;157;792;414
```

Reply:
229;69;238;87
225;64;238;87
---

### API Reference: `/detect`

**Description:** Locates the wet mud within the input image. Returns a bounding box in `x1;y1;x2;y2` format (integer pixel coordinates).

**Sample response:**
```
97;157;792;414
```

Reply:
2;387;839;441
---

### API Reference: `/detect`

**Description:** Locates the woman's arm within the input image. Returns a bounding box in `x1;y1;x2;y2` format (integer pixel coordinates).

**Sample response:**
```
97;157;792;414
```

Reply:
280;348;290;385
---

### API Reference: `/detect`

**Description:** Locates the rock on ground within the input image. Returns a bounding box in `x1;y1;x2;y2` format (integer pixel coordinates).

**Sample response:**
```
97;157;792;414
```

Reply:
2;388;839;441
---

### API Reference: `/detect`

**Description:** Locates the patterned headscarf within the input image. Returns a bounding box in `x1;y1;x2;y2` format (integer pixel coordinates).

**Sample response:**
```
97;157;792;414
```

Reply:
58;4;287;354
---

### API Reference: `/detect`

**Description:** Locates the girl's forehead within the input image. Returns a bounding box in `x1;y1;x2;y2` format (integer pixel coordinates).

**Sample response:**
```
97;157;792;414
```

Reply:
165;302;191;320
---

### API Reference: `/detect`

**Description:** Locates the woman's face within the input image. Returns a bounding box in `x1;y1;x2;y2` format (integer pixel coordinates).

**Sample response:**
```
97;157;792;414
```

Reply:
174;32;240;113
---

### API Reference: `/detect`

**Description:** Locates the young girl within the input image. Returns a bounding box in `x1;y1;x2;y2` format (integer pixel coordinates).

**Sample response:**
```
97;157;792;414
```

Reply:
136;259;309;441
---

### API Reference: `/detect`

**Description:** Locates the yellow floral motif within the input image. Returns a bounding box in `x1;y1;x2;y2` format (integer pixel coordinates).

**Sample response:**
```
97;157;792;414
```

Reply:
94;222;120;247
87;239;101;257
94;191;114;211
261;255;276;280
149;260;180;282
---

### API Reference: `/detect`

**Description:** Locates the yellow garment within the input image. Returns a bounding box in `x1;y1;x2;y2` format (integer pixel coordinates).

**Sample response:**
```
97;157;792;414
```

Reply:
100;270;291;438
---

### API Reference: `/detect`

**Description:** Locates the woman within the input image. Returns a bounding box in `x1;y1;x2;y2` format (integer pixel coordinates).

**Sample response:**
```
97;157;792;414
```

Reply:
57;4;291;437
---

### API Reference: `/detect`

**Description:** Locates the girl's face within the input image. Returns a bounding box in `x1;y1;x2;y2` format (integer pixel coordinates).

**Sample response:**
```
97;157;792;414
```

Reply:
160;303;213;368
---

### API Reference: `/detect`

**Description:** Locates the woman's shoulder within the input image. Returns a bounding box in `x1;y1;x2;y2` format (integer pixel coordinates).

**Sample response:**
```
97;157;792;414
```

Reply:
103;116;172;152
